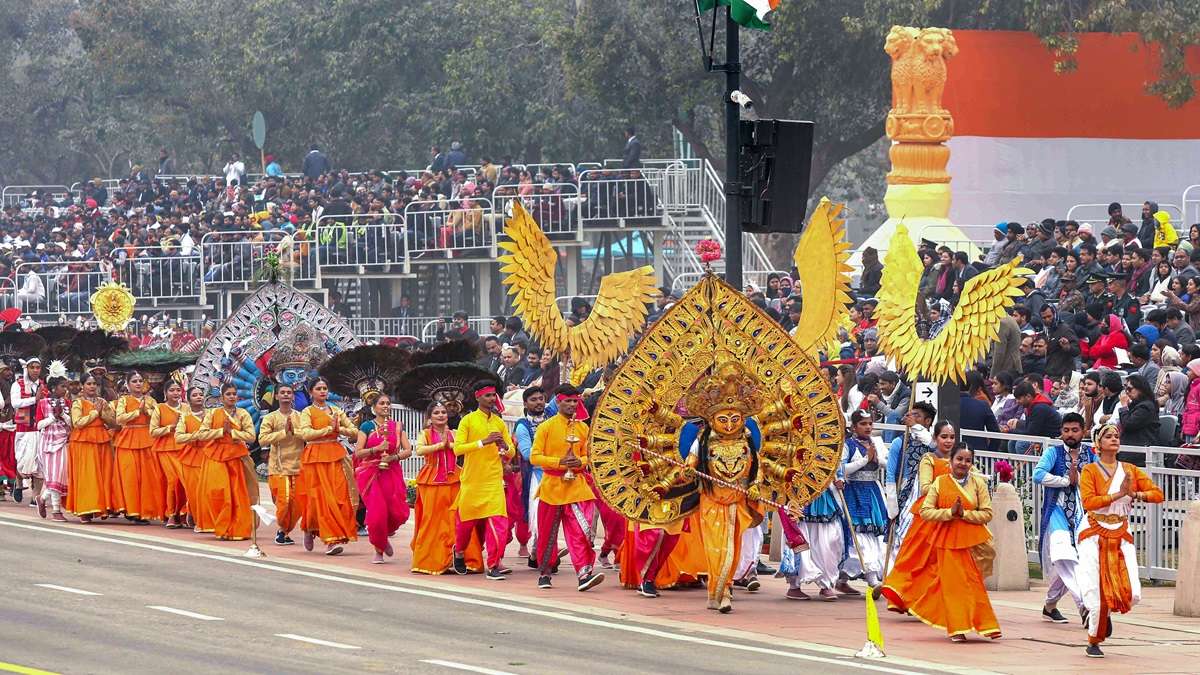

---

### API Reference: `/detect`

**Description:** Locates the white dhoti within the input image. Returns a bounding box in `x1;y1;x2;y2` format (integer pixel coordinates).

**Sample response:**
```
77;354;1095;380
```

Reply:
15;431;38;479
841;531;887;580
792;520;843;588
1043;529;1084;609
736;523;764;579
1078;533;1141;640
527;472;541;546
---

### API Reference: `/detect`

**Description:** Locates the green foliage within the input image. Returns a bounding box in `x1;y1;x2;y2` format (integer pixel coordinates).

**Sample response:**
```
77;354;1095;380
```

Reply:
0;0;1195;198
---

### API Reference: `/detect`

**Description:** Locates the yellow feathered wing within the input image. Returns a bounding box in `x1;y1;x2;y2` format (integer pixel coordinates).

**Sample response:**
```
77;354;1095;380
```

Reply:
792;197;854;356
498;202;656;378
875;224;1030;384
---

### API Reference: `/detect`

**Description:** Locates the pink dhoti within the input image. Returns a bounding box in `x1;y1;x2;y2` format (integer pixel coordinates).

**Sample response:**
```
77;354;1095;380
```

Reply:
635;526;680;583
536;499;597;577
587;473;625;557
504;471;531;550
355;461;409;554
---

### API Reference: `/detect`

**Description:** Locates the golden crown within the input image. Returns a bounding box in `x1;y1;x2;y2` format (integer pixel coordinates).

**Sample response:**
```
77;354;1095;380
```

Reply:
684;361;765;420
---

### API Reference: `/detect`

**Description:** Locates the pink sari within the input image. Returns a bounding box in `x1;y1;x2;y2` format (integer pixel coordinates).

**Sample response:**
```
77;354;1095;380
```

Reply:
355;420;410;553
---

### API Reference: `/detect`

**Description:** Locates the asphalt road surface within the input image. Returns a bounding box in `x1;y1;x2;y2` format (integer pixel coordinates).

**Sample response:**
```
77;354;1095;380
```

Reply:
0;516;948;675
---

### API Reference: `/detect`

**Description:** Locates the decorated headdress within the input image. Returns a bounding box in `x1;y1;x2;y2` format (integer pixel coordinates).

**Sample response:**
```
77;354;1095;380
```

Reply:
683;361;766;420
46;359;69;382
267;324;326;373
393;362;500;414
0;332;47;371
318;344;412;401
34;325;79;348
70;329;130;372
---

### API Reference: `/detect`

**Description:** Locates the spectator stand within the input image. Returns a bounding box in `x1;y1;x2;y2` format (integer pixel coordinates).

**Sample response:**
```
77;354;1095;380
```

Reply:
15;245;203;315
312;212;412;280
197;230;313;304
2;185;70;208
418;317;492;344
1066;202;1183;231
877;422;1195;582
402;198;496;262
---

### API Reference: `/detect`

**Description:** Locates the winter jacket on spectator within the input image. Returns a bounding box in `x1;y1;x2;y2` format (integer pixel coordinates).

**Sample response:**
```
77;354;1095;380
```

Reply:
1021;353;1047;377
302;149;331;179
1082;315;1129;369
1043;320;1080;378
1013;392;1063;439
1118;397;1160;446
1183;368;1200;440
992;316;1023;375
959;393;1000;452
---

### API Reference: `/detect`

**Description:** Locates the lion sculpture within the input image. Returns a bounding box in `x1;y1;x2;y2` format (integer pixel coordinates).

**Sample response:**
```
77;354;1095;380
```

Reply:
885;26;958;116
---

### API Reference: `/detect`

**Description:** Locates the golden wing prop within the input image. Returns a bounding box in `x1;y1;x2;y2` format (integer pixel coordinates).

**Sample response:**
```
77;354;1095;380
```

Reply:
875;225;1031;384
588;273;844;525
791;197;854;356
498;202;656;378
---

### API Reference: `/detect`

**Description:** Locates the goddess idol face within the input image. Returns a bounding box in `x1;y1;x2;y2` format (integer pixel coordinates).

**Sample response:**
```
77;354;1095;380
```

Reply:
711;408;746;437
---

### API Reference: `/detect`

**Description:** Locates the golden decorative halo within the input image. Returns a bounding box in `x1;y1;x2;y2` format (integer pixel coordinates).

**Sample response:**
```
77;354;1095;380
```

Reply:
90;282;135;333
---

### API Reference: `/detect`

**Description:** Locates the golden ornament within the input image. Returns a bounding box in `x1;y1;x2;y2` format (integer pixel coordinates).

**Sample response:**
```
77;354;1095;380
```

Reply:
90;282;136;333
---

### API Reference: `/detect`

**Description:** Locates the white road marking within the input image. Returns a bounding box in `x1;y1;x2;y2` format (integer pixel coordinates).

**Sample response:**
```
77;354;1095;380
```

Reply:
34;583;102;596
420;659;517;675
146;605;224;621
0;516;968;675
274;634;360;650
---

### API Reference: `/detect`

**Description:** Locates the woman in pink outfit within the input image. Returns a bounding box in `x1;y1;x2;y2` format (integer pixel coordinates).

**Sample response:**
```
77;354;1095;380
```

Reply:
353;392;412;564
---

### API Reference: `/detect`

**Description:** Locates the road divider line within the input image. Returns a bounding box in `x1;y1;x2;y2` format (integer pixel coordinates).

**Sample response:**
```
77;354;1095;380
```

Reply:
147;605;224;621
0;517;967;675
274;634;360;650
33;584;102;596
0;662;59;675
420;659;517;675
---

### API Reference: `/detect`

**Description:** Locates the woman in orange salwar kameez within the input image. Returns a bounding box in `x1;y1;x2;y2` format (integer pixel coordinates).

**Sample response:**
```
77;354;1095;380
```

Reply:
880;420;955;613
912;445;1001;643
1077;423;1164;659
65;373;113;523
195;383;257;540
295;378;357;555
110;372;165;523
411;401;483;574
174;386;209;532
150;379;187;529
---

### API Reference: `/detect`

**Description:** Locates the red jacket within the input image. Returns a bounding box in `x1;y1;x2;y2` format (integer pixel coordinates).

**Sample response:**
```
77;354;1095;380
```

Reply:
1082;315;1128;369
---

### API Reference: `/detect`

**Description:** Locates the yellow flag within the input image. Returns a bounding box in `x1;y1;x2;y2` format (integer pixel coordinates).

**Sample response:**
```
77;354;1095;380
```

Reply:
865;593;885;649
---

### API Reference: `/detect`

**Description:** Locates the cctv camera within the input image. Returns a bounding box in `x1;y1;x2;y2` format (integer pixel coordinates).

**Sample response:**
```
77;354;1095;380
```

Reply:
730;90;754;110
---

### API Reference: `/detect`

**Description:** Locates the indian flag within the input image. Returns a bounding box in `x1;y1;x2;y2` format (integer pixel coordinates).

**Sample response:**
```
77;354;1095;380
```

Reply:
697;0;780;31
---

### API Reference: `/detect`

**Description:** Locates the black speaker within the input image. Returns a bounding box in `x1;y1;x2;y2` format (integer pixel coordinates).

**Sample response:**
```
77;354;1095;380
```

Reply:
737;119;814;234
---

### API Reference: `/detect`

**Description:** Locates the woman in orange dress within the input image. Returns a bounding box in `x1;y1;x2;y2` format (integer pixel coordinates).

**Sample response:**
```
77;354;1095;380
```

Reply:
295;377;358;555
880;420;955;612
195;383;257;540
912;444;1001;642
411;401;483;573
65;373;113;523
150;378;187;529
1076;422;1164;659
174;386;209;531
111;372;165;523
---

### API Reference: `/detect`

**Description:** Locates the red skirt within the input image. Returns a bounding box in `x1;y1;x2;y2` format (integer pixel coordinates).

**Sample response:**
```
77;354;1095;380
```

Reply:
0;429;15;483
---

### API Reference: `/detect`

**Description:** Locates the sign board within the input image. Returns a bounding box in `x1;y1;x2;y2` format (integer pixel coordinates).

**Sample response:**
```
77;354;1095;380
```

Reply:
913;381;938;414
251;111;267;150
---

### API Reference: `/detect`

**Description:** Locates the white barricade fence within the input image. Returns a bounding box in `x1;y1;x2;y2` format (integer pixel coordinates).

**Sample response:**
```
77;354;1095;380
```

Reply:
14;254;201;313
491;183;581;240
345;316;436;341
391;404;428;480
577;169;666;227
1066;202;1184;231
199;230;315;293
2;185;71;207
313;213;409;276
1182;184;1200;228
876;422;1198;581
402;198;495;258
420;318;493;344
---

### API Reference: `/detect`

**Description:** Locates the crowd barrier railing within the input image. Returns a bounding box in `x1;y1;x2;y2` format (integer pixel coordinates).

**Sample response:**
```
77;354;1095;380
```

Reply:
1065;202;1184;231
345;316;438;340
876;422;1196;581
577;169;667;229
14;256;202;313
491;184;582;241
402;198;496;259
419;318;493;344
197;231;314;300
313;214;409;278
2;185;70;208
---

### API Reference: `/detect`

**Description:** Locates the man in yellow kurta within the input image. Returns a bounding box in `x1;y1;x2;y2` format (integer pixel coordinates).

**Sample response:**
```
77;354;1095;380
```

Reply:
452;383;514;580
257;383;304;545
529;386;604;592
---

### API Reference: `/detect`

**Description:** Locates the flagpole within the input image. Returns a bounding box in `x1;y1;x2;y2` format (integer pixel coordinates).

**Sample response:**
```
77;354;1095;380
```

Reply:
723;5;742;289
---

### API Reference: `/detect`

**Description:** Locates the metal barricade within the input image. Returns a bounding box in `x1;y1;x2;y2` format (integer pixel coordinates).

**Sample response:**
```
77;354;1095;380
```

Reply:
1065;202;1184;231
402;198;496;258
313;214;409;278
198;231;315;299
2;185;70;207
345;316;436;340
1182;184;1200;228
390;404;428;479
491;184;581;241
16;255;201;313
420;318;493;344
577;169;666;229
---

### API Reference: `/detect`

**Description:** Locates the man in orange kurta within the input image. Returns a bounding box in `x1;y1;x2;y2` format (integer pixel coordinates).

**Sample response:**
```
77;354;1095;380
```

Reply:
528;387;604;591
195;386;257;540
452;384;514;579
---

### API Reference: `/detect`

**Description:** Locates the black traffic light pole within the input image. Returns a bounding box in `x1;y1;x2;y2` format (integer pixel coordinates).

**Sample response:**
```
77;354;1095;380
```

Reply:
722;9;742;289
